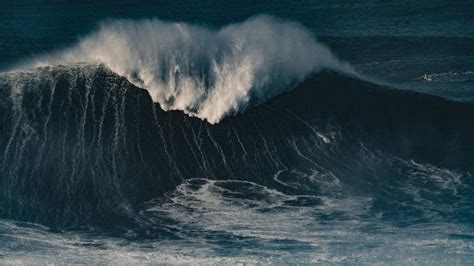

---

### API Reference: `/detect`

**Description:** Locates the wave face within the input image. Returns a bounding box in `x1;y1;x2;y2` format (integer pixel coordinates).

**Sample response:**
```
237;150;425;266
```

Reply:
21;16;354;123
1;64;473;228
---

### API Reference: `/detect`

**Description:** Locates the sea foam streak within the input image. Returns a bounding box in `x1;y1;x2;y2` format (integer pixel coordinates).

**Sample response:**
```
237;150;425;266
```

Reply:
21;15;354;123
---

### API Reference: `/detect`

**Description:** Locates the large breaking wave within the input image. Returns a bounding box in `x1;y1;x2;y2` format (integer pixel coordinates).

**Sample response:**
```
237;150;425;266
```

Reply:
20;15;354;123
2;14;474;264
1;57;474;263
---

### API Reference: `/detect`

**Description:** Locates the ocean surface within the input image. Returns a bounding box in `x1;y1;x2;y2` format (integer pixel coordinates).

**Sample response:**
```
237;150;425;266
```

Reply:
1;0;473;264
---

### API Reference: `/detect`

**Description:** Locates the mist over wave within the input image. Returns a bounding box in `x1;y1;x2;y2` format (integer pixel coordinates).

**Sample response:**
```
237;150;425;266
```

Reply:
21;15;354;123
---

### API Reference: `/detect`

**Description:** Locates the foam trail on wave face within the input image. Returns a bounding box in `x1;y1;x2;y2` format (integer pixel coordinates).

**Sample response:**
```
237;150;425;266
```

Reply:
22;15;355;123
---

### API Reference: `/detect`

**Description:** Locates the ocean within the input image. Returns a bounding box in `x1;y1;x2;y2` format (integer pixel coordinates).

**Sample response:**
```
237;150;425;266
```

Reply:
0;0;473;264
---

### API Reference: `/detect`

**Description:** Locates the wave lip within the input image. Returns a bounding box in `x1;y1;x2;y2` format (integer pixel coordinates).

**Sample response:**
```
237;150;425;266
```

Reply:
22;15;354;123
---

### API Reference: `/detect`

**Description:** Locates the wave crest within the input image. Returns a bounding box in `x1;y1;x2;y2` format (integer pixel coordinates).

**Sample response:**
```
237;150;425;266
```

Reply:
23;15;354;123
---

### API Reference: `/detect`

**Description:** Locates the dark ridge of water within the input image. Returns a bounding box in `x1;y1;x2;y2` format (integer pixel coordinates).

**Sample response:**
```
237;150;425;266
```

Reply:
1;64;473;228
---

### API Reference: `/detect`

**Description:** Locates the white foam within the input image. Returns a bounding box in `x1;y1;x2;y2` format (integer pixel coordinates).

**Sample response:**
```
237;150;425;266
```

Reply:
19;15;355;123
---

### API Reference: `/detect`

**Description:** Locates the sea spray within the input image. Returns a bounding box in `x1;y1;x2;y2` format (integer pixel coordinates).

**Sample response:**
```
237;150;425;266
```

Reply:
20;15;354;123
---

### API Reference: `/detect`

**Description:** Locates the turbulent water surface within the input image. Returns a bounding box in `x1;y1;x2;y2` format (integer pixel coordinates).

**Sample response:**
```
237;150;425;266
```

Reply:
1;1;473;264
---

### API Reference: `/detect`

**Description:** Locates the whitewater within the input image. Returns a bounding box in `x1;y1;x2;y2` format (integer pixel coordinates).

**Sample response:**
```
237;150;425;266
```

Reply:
17;15;355;123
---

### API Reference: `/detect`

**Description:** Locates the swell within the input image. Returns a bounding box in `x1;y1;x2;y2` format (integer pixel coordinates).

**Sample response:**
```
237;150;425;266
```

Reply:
0;64;473;227
18;15;355;123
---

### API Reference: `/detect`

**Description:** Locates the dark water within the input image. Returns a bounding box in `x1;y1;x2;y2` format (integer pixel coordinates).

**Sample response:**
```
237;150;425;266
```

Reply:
1;1;473;264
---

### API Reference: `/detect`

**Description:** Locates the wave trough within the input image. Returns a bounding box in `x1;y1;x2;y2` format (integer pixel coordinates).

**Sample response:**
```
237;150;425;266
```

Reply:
22;16;354;123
